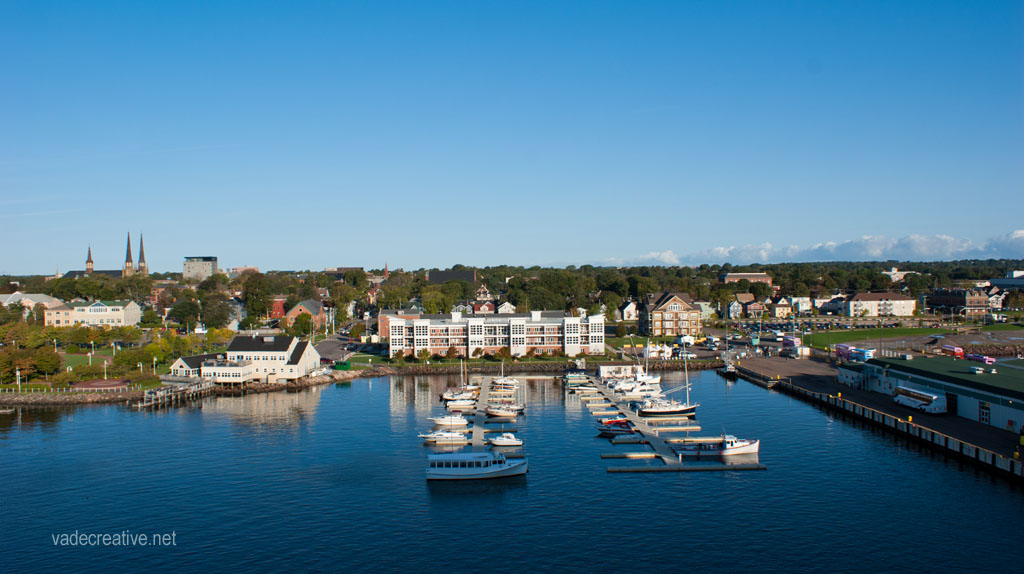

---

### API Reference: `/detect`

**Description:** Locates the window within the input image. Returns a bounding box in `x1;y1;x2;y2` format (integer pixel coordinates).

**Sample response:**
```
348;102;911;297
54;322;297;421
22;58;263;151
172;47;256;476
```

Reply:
979;402;990;425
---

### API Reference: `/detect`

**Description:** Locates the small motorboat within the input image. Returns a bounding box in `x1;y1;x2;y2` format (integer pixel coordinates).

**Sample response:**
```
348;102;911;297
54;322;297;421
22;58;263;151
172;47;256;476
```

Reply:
596;421;635;437
597;415;629;425
441;388;477;401
428;413;469;426
675;435;760;458
488;433;523;447
418;430;470;444
445;399;476;410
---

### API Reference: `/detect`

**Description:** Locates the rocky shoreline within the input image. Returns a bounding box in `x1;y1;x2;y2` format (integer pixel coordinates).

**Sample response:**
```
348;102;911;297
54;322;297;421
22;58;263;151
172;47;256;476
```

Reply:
1;360;724;406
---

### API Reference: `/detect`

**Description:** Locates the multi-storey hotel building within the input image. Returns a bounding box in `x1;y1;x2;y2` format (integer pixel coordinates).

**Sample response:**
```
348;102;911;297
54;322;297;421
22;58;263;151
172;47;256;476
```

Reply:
388;311;605;358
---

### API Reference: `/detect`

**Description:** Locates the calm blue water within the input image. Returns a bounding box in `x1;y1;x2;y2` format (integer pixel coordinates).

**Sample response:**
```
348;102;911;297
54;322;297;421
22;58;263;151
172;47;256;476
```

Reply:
2;371;1021;573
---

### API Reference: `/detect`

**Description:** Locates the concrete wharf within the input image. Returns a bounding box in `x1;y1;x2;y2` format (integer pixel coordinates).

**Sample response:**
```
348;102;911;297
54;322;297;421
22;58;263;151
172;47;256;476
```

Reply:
734;356;1024;482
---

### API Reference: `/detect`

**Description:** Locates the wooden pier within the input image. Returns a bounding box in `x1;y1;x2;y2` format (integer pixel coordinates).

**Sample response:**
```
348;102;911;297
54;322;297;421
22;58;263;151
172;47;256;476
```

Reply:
590;377;767;473
137;381;215;409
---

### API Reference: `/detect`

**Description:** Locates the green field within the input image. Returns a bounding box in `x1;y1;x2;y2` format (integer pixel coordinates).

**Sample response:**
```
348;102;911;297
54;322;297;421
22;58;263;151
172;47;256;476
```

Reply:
804;327;954;350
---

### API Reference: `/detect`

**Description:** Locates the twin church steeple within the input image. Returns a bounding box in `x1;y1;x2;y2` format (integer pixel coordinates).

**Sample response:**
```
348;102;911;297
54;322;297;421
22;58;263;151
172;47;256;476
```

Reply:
82;233;148;278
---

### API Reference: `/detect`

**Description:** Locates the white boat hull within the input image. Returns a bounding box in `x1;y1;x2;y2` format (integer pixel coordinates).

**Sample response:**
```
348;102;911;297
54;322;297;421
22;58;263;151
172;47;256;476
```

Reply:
426;460;528;480
676;439;760;457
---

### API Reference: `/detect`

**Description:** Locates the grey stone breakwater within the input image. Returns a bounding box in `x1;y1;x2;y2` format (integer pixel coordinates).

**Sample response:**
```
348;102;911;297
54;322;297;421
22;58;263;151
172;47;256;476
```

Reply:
0;390;143;406
963;344;1024;357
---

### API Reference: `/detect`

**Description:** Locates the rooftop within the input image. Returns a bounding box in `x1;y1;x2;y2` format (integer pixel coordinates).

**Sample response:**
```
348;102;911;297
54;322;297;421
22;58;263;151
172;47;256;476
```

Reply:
227;335;294;353
867;356;1024;401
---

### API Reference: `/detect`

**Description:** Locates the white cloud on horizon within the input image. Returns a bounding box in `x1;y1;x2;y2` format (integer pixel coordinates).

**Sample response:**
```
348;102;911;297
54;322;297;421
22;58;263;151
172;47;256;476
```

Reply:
616;230;1024;266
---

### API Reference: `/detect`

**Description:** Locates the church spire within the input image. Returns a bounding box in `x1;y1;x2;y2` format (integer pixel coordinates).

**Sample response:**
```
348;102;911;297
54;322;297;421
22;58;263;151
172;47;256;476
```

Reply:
86;245;94;273
123;232;135;277
137;233;148;275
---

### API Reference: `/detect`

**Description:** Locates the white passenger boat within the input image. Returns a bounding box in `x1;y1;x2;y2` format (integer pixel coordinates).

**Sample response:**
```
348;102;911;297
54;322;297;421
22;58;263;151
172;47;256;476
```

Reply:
488;432;523;447
675;435;760;457
418;430;470;444
428;413;470;426
426;451;528;480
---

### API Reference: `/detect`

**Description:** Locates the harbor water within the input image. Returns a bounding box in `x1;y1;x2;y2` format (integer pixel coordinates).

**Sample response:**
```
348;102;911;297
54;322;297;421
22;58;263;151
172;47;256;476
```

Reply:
2;370;1021;572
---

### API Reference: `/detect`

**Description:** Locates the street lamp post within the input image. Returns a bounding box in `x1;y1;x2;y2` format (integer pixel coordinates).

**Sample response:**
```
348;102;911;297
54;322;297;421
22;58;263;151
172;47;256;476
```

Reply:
16;368;21;392
88;352;92;366
103;362;107;380
90;340;95;355
138;362;143;375
153;356;158;374
54;338;57;353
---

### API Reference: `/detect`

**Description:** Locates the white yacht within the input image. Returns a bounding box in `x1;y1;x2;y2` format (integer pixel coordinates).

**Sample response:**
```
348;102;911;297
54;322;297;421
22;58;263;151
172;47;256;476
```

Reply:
485;403;524;417
428;413;470;426
418;430;470;444
445;399;476;410
441;388;477;401
675;435;760;457
426;452;528;480
488;433;523;447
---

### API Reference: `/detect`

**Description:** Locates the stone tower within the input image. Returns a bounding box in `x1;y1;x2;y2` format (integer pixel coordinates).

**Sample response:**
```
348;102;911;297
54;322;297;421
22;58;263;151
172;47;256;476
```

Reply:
122;232;135;278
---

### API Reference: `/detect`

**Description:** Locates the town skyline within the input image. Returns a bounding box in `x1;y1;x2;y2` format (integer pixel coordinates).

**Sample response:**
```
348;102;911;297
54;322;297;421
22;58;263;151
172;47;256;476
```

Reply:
3;2;1022;272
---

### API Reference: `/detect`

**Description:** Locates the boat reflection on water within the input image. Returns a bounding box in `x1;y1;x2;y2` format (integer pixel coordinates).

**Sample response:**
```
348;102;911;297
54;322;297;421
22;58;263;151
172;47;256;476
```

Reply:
426;473;529;499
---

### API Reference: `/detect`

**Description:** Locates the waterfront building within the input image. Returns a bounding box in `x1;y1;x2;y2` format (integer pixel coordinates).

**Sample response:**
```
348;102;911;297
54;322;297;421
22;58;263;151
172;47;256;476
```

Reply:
843;292;917;317
639;292;702;337
44;300;142;327
378;308;422;340
926;289;988;318
838;356;1024;432
171;335;320;384
183;256;219;281
388;310;604;358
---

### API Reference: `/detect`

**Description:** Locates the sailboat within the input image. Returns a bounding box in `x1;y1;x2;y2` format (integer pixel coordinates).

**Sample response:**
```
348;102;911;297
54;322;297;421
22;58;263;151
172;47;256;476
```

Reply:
637;341;698;417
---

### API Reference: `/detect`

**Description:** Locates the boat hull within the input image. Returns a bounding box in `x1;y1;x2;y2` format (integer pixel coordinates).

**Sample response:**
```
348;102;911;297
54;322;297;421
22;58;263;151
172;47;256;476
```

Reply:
426;460;528;480
638;404;697;417
676;439;760;457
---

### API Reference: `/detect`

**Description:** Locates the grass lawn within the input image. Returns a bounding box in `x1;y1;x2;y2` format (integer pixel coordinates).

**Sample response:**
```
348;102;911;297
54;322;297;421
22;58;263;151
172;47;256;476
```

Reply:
977;323;1024;332
606;336;682;348
804;327;953;350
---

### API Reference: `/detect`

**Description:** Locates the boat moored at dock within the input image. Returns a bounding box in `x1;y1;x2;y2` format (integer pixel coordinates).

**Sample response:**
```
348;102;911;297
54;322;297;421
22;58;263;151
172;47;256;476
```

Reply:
675;435;760;458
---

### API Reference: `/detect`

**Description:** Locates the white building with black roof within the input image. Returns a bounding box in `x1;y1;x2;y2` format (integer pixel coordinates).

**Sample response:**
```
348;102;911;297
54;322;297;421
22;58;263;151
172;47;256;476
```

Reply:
170;335;320;385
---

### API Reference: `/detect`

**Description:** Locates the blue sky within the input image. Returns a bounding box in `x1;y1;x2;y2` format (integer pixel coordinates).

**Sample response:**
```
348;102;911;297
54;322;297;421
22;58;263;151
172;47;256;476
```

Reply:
2;1;1022;274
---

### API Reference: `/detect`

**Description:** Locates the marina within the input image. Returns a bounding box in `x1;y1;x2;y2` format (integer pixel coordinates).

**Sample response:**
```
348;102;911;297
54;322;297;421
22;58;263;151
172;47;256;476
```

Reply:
3;370;1024;572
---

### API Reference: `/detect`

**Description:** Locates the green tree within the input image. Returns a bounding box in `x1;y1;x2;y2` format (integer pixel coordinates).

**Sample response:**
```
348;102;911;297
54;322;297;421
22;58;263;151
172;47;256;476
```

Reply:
140;309;163;327
417;348;432;362
290;314;312;337
344;269;368;290
242;273;272;318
